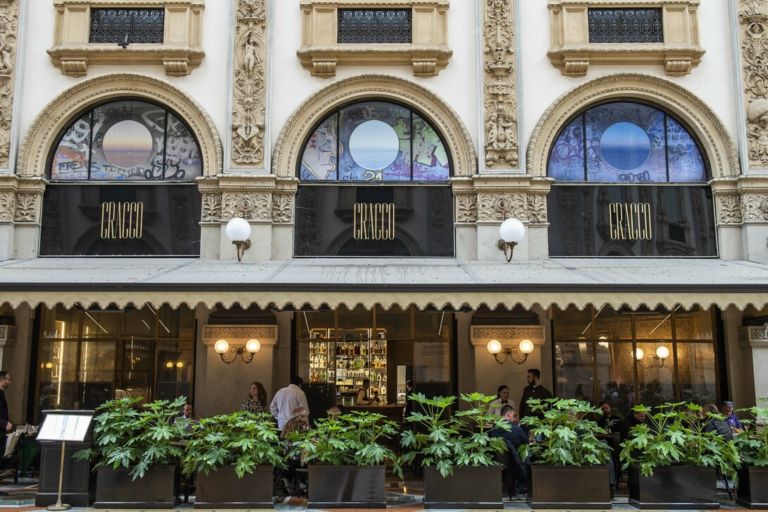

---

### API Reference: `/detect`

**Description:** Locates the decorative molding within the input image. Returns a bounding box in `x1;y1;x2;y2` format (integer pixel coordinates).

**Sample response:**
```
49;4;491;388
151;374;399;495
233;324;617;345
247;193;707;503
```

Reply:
527;194;548;224
271;194;294;224
0;0;18;169
477;192;527;222
297;0;452;78
18;74;222;179
740;0;768;168
739;325;768;349
547;0;704;77
742;194;768;223
202;324;278;346
14;192;40;223
455;193;478;224
716;194;743;225
527;74;740;181
200;192;222;224
272;74;477;179
470;325;546;346
47;0;205;77
231;0;267;167
221;192;272;222
483;0;518;168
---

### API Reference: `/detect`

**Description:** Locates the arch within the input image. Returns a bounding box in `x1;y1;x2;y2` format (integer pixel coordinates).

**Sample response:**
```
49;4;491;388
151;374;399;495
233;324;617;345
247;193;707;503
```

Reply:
19;74;223;178
273;74;477;178
527;74;739;180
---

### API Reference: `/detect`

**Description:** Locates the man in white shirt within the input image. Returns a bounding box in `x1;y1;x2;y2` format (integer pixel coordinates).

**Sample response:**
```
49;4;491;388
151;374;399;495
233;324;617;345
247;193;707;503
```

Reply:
270;376;309;430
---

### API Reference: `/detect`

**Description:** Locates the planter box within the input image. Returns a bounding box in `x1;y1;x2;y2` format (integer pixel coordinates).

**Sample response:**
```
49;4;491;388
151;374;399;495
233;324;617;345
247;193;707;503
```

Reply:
307;465;385;508
93;465;176;509
629;465;718;509
529;464;611;509
424;466;503;509
737;466;768;509
195;465;273;508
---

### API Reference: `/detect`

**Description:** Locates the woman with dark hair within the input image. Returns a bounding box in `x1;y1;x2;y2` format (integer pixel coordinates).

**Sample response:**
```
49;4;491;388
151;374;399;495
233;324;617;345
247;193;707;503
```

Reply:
488;384;514;416
241;381;267;414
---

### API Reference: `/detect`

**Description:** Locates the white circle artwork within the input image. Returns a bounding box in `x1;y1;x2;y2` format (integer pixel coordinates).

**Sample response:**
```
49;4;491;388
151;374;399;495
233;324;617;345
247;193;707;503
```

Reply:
102;120;154;169
348;120;400;171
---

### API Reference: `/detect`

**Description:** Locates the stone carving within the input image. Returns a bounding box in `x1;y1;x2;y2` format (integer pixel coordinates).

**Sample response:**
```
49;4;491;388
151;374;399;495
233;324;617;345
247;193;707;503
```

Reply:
271;194;293;224
477;193;527;222
14;193;38;223
484;0;518;168
527;194;547;224
742;194;768;222
470;325;545;343
741;0;768;167
0;0;18;169
201;193;222;223
231;0;267;167
455;194;478;224
716;194;743;225
221;192;271;222
0;190;13;222
202;324;278;343
739;326;768;348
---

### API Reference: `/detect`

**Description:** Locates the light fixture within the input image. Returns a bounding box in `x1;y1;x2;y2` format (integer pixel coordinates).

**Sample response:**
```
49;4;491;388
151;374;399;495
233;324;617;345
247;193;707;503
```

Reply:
225;217;252;262
486;338;535;364
497;218;526;262
214;338;261;364
635;345;670;368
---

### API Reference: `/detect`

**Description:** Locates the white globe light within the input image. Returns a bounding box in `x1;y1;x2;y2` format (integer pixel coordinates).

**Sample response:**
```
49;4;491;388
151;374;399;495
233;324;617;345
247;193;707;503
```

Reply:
487;339;503;355
225;217;251;242
656;345;670;360
634;348;645;361
499;218;526;244
214;339;230;354
519;339;535;354
246;339;261;353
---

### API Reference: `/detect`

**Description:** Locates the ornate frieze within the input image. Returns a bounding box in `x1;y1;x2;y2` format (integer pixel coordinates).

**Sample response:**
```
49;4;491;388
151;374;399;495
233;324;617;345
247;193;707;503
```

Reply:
0;0;18;169
740;325;768;348
455;194;478;224
201;193;222;224
477;192;527;222
740;0;768;168
470;325;545;345
742;194;768;222
483;0;518;169
716;194;743;225
231;0;267;167
527;194;548;225
0;191;13;222
221;192;272;222
271;194;293;224
202;324;278;346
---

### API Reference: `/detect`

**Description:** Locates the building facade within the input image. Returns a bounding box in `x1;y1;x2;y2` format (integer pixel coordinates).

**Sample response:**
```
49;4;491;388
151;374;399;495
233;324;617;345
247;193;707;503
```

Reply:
0;0;767;424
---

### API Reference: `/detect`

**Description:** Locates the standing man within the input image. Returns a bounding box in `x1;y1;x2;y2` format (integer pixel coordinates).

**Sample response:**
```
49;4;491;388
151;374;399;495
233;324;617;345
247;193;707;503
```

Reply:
270;376;309;431
518;369;552;420
0;371;12;457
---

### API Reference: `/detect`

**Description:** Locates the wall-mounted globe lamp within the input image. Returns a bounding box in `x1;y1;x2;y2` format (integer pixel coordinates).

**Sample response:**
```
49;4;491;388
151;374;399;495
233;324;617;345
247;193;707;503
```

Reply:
486;338;535;364
214;338;261;364
225;217;251;262
497;218;526;262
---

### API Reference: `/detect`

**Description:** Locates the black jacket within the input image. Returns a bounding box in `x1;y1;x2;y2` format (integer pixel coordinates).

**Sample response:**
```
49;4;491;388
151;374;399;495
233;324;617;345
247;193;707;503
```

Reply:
0;389;8;434
519;384;553;419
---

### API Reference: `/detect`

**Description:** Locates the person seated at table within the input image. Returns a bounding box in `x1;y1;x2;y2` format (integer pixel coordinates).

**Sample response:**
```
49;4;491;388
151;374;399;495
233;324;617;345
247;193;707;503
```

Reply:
356;379;372;405
174;402;198;429
618;407;650;443
282;407;310;438
488;385;514;416
720;401;743;433
490;405;528;498
701;403;733;440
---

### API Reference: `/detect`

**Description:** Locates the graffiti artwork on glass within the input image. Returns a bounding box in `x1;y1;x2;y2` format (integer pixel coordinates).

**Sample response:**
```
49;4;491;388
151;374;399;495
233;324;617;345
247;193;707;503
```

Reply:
547;102;707;184
300;101;450;182
50;100;202;182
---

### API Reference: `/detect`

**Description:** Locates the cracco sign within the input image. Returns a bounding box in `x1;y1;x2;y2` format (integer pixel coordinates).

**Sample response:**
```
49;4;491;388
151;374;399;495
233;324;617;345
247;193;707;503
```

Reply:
100;202;144;240
353;202;396;241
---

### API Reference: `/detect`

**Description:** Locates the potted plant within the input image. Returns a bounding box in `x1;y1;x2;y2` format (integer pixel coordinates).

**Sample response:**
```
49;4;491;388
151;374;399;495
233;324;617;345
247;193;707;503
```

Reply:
620;402;740;509
181;410;284;508
400;393;508;509
76;396;188;508
289;410;400;508
520;398;612;509
733;406;768;508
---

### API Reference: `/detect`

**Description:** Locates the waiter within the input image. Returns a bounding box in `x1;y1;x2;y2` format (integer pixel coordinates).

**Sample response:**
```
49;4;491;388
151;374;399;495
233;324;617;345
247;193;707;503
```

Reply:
0;370;12;496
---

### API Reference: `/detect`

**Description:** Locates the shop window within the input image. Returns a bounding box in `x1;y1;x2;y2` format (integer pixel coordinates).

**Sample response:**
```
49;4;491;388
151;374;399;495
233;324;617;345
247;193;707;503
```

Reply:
298;0;451;77
35;305;195;423
546;101;716;257
553;305;718;417
48;0;204;77
548;0;703;76
295;100;454;257
41;100;202;256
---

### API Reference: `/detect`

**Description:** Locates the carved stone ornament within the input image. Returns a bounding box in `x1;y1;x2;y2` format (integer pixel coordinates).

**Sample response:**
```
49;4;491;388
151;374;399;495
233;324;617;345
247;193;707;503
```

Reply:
0;190;14;222
202;324;278;346
271;194;293;224
484;0;518;168
739;325;768;349
231;0;267;167
14;192;40;223
741;0;768;168
470;325;545;345
527;194;548;224
0;0;18;169
717;194;743;225
455;193;478;224
221;192;272;222
742;193;768;223
477;192;527;222
201;192;222;224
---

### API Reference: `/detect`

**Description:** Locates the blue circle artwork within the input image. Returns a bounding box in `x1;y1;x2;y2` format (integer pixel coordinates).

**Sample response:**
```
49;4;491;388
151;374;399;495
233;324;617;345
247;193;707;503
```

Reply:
600;122;651;171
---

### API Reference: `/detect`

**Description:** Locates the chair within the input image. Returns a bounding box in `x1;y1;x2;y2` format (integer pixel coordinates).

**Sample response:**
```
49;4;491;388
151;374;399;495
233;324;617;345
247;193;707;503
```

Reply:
1;425;36;485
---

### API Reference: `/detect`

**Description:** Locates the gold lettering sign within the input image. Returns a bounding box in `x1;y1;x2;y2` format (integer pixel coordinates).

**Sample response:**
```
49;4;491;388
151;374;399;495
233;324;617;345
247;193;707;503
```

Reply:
353;203;396;241
100;202;144;240
609;202;653;240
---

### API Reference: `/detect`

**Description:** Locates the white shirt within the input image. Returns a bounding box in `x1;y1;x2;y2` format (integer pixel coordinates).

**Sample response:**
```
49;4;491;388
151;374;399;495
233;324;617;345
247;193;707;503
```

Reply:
270;384;309;430
488;398;515;416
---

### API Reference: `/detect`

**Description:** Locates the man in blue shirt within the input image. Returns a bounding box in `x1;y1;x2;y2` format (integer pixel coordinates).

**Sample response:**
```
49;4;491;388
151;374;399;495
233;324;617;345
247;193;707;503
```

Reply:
491;404;529;498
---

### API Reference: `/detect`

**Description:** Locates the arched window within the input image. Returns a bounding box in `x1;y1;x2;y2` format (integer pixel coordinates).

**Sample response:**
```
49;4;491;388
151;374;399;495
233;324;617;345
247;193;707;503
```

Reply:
295;100;453;257
546;101;716;257
41;100;202;256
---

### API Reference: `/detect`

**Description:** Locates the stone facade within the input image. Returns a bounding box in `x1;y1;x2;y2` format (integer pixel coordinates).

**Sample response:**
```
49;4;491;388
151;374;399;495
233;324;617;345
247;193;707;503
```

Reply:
0;0;18;170
740;0;768;169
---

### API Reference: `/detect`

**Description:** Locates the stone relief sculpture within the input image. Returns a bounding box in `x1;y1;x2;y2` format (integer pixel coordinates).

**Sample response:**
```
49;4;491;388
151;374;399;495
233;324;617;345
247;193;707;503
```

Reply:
0;0;18;169
741;0;768;167
484;0;518;168
231;0;267;167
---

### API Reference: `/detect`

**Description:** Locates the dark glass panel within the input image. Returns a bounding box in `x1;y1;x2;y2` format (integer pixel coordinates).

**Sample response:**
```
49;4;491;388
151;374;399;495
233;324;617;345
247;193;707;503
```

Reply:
337;9;411;44
588;8;663;43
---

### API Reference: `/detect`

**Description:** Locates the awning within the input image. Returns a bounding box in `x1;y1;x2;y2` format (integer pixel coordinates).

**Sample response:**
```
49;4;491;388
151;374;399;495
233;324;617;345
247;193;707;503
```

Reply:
0;257;767;310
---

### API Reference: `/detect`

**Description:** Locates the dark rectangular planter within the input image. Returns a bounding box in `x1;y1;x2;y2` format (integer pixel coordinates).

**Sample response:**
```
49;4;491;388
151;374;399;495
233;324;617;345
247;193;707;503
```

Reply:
307;465;385;508
424;466;503;509
195;465;273;508
93;465;176;509
629;465;719;509
737;466;768;509
529;464;611;509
